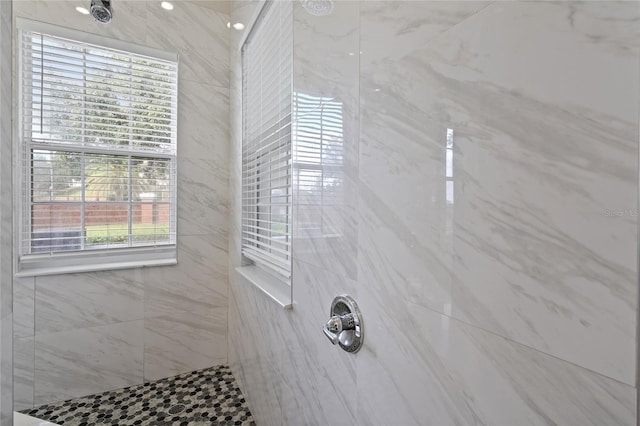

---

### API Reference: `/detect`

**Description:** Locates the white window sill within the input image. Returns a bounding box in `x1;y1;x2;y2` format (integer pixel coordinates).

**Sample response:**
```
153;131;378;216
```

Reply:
16;245;177;277
235;265;292;309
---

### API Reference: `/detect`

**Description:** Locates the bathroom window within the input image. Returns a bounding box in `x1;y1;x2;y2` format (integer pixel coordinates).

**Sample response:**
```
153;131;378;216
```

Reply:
17;20;178;276
241;0;293;282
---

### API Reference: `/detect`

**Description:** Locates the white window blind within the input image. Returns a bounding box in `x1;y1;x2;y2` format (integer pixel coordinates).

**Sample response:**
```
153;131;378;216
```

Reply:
241;0;293;280
19;27;178;275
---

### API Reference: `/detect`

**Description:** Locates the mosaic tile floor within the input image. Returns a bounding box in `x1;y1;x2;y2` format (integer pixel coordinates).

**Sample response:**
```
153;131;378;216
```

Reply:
21;365;255;426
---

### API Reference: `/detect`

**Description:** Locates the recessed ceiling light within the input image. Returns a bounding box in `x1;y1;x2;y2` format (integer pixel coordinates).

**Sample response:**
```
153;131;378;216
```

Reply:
226;22;231;28
75;6;90;15
232;22;245;30
161;1;174;10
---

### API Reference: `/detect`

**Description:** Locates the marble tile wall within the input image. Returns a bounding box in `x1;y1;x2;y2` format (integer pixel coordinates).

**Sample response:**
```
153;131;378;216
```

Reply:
229;1;640;425
0;0;12;423
12;0;230;409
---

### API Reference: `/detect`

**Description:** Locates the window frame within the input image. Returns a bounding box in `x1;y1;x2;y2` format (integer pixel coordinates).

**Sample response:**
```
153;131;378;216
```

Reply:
15;19;179;277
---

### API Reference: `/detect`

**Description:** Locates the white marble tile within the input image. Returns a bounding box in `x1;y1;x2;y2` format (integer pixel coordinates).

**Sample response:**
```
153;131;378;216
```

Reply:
33;321;144;406
357;1;491;321
279;260;357;426
178;80;230;162
359;0;639;385
358;0;492;324
229;242;360;425
357;177;454;314
294;203;358;278
0;3;12;373
14;277;34;339
293;0;360;281
179;45;230;88
0;0;11;424
178;82;229;256
243;348;282;426
177;156;229;238
14;337;34;411
356;100;455;314
229;259;358;426
143;308;227;381
144;234;227;319
146;1;229;87
35;269;145;334
228;272;283;426
360;1;491;64
227;284;246;394
0;313;12;426
356;288;636;426
445;1;639;386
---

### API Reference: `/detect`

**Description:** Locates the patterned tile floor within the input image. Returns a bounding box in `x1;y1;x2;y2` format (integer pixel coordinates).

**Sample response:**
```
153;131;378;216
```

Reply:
21;365;255;426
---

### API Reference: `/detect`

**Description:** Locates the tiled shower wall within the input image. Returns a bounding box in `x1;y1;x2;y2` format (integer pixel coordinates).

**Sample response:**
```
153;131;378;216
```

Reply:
229;1;640;424
0;0;13;423
12;0;231;409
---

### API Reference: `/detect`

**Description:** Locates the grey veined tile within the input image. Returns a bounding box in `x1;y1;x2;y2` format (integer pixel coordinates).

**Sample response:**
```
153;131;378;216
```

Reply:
14;337;34;411
177;81;230;161
35;269;144;334
359;0;639;385
356;293;635;426
176;156;229;238
34;321;144;406
144;308;227;382
144;234;228;319
14;277;35;338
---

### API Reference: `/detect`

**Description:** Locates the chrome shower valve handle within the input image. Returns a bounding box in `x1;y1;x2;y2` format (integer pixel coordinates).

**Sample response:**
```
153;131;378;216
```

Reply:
323;313;355;345
322;295;363;353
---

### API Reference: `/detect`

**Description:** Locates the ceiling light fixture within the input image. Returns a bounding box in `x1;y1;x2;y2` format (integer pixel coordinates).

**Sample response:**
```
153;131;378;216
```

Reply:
75;6;90;14
232;22;245;30
161;1;174;10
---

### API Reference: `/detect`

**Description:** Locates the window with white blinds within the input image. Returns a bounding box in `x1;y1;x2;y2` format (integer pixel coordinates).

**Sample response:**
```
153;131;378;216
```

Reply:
241;0;293;281
18;22;178;276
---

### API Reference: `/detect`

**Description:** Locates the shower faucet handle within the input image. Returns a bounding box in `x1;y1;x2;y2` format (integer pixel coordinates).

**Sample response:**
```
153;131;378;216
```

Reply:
322;295;364;353
323;316;342;345
323;314;355;345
